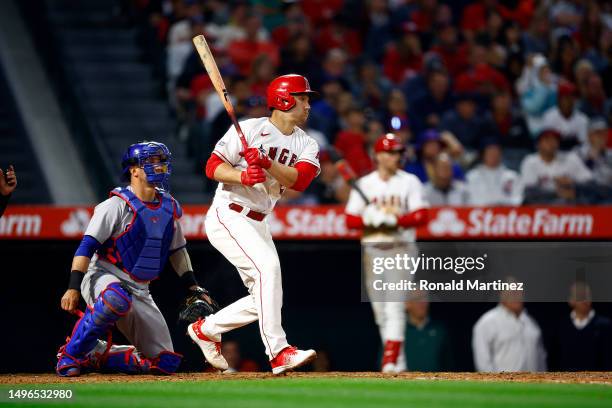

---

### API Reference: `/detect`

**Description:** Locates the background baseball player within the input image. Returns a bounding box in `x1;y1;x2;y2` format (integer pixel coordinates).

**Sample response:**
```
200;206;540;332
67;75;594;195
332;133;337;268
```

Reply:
345;133;430;373
188;74;320;374
56;141;217;376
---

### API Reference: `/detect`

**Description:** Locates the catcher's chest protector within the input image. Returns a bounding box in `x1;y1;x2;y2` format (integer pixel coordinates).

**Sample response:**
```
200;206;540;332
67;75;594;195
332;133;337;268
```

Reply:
100;187;176;282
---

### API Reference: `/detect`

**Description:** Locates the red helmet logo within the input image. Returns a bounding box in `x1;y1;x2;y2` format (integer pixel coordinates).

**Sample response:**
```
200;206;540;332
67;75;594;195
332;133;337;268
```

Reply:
374;133;405;153
267;74;318;111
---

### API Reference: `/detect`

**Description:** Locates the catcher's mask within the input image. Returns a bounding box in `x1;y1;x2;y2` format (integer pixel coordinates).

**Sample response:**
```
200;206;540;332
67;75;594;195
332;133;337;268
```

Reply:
121;141;172;190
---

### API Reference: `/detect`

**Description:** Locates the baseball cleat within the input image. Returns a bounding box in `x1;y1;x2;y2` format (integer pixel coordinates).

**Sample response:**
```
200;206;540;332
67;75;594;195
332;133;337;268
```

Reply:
382;363;400;373
56;345;82;377
270;346;317;375
187;319;228;370
381;340;402;373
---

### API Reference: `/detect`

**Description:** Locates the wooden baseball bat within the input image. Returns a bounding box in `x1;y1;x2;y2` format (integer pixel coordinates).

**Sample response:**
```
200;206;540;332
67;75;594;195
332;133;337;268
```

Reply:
192;35;248;151
334;159;370;205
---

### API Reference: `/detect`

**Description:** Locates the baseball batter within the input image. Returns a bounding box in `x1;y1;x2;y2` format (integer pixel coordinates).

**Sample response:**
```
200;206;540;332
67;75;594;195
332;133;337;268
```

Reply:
56;142;217;376
188;74;319;374
345;133;430;373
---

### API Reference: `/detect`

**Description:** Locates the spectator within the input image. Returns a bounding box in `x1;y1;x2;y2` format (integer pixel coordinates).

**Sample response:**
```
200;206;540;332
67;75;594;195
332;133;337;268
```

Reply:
520;129;593;204
472;287;547;372
278;33;319;81
401;53;446;106
309;79;345;140
406;129;464;183
522;10;550;55
315;13;362;59
271;3;310;48
221;341;259;372
248;54;276;98
551;35;579;82
302;150;350;204
227;14;279;76
300;0;344;30
553;282;612;371
467;140;523;206
380;89;410;138
352;61;392;112
334;107;373;177
549;0;583;31
577;73;608;119
404;291;453;372
541;80;589;150
409;0;439;34
518;54;557;137
439;92;490;150
423;153;470;206
209;76;252;145
383;22;423;84
319;48;350;88
430;23;469;78
0;165;17;218
573;59;595;98
575;119;612;187
454;40;510;98
488;91;532;149
363;0;392;62
167;15;205;106
204;2;261;50
460;0;498;39
409;69;454;135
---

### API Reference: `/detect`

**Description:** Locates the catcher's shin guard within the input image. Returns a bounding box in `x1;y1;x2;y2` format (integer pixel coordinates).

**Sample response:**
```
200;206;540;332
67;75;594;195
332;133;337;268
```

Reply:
56;283;132;377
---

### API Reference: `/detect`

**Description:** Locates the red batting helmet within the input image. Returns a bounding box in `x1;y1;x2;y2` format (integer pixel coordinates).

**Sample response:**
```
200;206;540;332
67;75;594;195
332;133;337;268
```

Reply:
267;74;318;111
374;133;405;153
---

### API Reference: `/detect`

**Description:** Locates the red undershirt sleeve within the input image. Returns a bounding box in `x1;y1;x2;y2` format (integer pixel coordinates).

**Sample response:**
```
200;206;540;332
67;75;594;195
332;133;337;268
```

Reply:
291;161;319;192
205;154;225;180
345;214;365;229
397;208;430;228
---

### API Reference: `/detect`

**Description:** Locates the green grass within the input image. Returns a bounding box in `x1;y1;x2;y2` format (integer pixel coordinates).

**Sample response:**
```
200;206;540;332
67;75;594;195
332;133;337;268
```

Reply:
1;378;611;408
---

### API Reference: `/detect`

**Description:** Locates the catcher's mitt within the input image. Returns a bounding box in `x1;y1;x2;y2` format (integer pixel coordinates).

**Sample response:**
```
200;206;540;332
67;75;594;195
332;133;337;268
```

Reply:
178;287;220;323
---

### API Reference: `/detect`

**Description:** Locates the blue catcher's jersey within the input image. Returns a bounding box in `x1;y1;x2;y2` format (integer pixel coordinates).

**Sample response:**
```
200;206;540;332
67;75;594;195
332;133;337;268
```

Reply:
97;187;180;282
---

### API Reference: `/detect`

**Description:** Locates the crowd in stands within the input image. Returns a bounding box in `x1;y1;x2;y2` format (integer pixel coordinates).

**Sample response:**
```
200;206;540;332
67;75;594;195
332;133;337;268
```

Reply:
129;0;612;205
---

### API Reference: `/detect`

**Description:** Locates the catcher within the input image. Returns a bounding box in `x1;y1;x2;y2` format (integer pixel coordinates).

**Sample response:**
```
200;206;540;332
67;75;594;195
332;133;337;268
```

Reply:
56;141;219;376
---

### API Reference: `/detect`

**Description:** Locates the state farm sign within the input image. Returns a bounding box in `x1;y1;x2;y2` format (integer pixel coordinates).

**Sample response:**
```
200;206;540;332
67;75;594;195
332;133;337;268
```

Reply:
425;207;600;239
1;205;611;240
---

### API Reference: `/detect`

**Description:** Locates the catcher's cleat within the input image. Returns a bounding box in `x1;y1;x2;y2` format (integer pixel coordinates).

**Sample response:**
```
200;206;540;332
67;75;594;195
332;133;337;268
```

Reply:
56;343;82;377
187;319;228;370
270;346;316;375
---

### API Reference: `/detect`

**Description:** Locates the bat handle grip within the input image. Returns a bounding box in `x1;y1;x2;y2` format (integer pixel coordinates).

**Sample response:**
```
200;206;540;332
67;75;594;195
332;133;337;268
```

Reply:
237;130;248;151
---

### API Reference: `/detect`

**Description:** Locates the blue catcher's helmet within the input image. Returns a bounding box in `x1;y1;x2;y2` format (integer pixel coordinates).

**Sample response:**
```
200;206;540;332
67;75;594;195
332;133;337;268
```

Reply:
121;141;172;189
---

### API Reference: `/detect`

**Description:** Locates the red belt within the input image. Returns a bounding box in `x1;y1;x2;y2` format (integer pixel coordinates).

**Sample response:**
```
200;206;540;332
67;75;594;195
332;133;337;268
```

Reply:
229;203;266;221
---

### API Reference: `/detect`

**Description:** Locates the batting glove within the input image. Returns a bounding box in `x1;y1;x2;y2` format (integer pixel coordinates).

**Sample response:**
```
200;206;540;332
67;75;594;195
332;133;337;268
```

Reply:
382;213;398;228
241;147;272;169
363;204;387;228
241;165;267;186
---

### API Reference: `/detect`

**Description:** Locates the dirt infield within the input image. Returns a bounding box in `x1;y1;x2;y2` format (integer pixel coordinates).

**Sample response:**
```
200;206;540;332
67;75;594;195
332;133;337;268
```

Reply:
2;372;611;385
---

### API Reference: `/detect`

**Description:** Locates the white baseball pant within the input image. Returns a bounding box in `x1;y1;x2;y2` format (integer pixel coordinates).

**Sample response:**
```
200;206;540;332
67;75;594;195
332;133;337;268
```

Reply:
201;204;289;359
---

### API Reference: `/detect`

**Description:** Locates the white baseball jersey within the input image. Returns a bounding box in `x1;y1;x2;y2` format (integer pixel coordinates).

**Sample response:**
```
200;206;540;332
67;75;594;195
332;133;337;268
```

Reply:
345;169;429;243
520;151;593;191
212;117;320;213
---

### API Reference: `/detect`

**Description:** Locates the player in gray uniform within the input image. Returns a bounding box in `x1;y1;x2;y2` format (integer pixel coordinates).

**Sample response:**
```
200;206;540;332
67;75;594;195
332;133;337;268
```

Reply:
56;141;217;376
